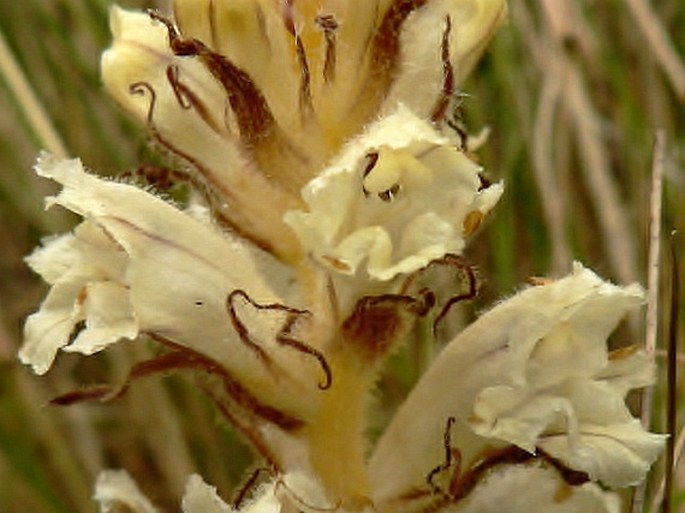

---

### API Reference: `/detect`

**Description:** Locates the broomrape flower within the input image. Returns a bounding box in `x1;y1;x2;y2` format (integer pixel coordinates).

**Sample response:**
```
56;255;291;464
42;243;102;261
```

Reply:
19;0;663;512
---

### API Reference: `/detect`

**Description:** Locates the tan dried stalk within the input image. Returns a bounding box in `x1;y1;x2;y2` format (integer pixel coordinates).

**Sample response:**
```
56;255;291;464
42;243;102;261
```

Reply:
625;0;685;99
0;29;67;158
632;131;667;513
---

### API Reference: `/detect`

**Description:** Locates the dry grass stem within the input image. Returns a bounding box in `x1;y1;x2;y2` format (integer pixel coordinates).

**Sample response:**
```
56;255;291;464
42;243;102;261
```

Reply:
634;131;667;513
649;366;685;513
640;130;666;427
54;372;107;477
649;422;685;513
625;0;685;99
645;132;666;360
130;345;196;497
532;53;569;274
0;29;68;158
565;69;639;285
513;2;572;275
13;371;94;513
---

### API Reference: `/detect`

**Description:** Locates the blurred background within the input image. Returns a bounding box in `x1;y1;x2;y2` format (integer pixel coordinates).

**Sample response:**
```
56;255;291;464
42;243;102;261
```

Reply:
0;0;683;512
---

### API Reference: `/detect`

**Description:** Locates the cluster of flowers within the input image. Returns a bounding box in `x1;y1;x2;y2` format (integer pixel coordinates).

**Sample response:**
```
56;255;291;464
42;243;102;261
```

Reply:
20;1;663;512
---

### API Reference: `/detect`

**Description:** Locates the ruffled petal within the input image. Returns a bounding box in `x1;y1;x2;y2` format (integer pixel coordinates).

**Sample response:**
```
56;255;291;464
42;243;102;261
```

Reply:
21;223;134;374
182;475;235;513
471;378;665;487
599;345;656;396
285;105;502;281
181;473;341;513
20;154;323;421
94;470;159;513
369;263;662;502
538;419;666;489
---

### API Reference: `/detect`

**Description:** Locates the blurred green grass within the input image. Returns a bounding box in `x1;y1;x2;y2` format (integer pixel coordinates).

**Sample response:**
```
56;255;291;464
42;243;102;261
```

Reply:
0;1;683;512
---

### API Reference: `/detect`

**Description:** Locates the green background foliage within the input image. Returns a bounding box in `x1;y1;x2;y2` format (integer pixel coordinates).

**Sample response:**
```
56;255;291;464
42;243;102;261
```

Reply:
0;1;682;512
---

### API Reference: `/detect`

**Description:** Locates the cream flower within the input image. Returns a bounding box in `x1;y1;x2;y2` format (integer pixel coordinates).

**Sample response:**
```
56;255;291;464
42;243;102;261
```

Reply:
369;264;664;509
285;105;503;280
181;474;281;513
21;162;662;510
21;1;663;512
23;0;510;503
85;264;660;513
95;471;159;513
101;0;507;263
105;468;621;513
21;154;325;424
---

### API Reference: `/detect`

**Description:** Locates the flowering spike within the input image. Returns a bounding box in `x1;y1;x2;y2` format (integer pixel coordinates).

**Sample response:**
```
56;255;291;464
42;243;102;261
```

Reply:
21;2;664;512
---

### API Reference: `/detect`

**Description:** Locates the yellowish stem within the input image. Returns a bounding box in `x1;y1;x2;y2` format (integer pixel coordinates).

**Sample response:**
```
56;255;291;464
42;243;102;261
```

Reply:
305;346;373;508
